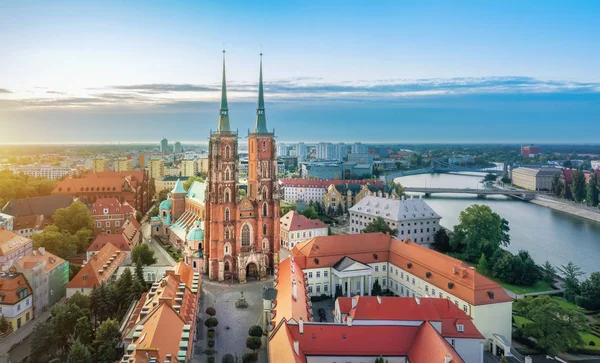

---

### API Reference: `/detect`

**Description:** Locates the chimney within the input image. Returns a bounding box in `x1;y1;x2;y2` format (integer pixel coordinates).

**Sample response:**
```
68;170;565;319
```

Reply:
351;296;357;309
452;265;458;275
98;269;103;276
347;316;353;327
299;317;304;334
415;297;420;305
293;341;300;356
460;268;467;278
524;357;532;363
39;247;46;255
292;278;297;300
444;354;452;363
376;296;382;305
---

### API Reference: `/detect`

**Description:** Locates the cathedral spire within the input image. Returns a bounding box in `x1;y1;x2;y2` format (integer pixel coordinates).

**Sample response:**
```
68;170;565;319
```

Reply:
217;50;231;133
254;52;268;134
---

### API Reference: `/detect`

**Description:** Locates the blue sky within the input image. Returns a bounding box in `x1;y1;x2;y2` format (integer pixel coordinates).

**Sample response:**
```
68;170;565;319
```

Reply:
0;0;599;144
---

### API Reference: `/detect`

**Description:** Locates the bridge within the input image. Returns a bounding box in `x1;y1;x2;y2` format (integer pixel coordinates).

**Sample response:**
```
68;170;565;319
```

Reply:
382;158;505;182
403;187;542;200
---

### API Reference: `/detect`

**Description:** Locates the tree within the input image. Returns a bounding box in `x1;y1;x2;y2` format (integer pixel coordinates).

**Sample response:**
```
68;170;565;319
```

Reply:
577;272;600;311
53;201;93;234
135;211;143;223
134;259;145;284
0;316;11;334
248;325;263;337
301;206;318;219
68;339;92;363
74;316;93;346
432;228;452;252
572;169;586;202
371;279;383;296
157;189;170;203
336;202;344;216
94;319;121;363
375;356;389;363
73;229;93;253
132;244;157;265
514;296;586;354
559;262;583;303
499;357;508;363
362;217;398;237
587;173;599;207
205;317;219;329
550;174;564;198
385;180;405;197
281;202;297;215
222;354;235;363
491;250;539;286
114;268;135;317
32;228;78;259
206;307;216;316
501;175;511;184
451;204;509;261
483;173;497;182
246;336;262;352
541;261;556;285
91;282;116;324
476;253;489;275
183;175;205;191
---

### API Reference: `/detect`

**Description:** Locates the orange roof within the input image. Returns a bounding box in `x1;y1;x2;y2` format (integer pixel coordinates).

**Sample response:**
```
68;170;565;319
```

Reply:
90;198;134;215
0;229;33;257
67;243;126;289
13;215;43;231
53;170;147;195
272;258;310;325
280;211;327;232
87;234;131;252
291;233;512;306
269;320;464;363
0;271;32;305
122;217;141;245
280;178;382;188
174;261;198;291
337;296;483;339
15;248;66;274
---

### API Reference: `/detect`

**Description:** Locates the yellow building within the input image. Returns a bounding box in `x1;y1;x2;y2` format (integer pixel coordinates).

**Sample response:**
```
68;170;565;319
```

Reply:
323;183;400;212
148;158;165;179
181;159;198;177
197;155;209;174
0;270;34;332
114;157;133;172
92;158;110;172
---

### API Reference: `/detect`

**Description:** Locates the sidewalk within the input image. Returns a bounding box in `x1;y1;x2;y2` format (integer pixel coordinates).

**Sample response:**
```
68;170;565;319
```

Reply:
0;309;51;356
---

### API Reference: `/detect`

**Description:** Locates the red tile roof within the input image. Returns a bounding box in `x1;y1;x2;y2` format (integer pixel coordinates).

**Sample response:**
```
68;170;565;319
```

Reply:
291;233;512;306
68;243;126;290
272;257;311;325
16;248;66;274
90;198;134;215
280;211;327;232
0;271;33;305
0;229;33;257
280;178;383;188
408;321;464;363
87;234;131;252
13;215;43;231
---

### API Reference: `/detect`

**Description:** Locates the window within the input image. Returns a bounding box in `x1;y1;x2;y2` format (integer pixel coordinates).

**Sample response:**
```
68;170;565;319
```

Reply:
463;305;468;313
225;228;230;240
225;208;230;221
432;288;436;296
308;272;313;278
262;203;268;217
324;271;328;277
425;285;429;293
412;278;415;285
455;300;459;307
400;272;404;278
225;145;230;159
106;221;111;227
225;261;230;272
383;265;386;271
316;285;321;293
308;286;313;293
225;189;230;203
439;292;443;298
226;170;230;180
382;279;386;287
375;266;379;272
241;225;251;246
115;221;120;227
324;284;328;292
262;188;267;200
96;222;102;228
316;272;321;278
263;224;267;235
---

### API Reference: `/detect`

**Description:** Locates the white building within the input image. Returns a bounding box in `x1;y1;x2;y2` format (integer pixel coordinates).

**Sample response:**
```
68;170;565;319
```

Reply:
10;165;74;180
349;195;441;247
277;143;288;157
591;160;600;170
336;142;349;161
164;166;181;177
352;142;368;154
279;210;328;250
290;233;513;353
0;213;14;231
316;142;337;160
296;142;308;159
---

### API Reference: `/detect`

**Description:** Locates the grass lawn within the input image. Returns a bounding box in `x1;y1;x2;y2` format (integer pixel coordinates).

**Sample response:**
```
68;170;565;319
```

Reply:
553;297;591;314
490;277;555;295
317;214;334;224
513;315;533;327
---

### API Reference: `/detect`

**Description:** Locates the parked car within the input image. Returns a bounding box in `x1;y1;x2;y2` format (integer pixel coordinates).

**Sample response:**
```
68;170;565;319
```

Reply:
318;308;326;318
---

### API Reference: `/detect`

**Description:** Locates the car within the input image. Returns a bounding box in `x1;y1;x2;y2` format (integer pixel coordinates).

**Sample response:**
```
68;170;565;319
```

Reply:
319;316;327;322
317;308;326;318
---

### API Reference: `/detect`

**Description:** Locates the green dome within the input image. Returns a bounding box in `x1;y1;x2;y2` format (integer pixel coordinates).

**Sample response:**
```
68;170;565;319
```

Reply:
159;199;171;210
186;220;204;241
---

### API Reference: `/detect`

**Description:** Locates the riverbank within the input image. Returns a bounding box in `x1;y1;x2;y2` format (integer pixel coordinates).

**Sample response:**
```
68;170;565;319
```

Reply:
531;196;600;224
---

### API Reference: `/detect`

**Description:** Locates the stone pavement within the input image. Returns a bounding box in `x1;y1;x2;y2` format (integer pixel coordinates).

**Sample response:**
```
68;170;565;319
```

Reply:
141;222;176;266
0;308;52;357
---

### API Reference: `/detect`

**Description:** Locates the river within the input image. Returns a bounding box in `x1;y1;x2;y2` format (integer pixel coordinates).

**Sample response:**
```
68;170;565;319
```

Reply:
395;173;600;276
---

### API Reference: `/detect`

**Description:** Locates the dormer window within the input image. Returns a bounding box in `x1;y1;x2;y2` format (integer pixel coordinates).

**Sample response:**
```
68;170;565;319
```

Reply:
456;324;464;332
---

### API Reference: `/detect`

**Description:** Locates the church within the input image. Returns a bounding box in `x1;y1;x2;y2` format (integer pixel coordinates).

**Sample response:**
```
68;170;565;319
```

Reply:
152;52;280;283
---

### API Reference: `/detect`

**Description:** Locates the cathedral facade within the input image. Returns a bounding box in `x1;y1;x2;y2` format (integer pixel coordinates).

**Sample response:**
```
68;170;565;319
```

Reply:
203;52;281;282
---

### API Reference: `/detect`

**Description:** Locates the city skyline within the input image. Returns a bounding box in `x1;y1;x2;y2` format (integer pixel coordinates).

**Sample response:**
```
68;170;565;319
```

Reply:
1;1;599;144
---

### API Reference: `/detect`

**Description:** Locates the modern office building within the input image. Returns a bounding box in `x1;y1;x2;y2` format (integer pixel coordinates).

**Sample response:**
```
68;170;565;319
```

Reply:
173;141;183;153
160;138;169;152
277;143;289;157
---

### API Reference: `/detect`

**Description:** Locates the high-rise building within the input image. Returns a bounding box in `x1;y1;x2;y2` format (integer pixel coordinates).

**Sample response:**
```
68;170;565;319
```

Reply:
137;154;146;168
352;142;368;154
173;141;183;153
277;143;288;157
336;142;350;160
114;157;133;172
160;138;169;152
148;159;165;179
316;142;336;160
197;155;209;174
204;52;280;282
92;158;110;172
181;159;198;177
296;142;308;159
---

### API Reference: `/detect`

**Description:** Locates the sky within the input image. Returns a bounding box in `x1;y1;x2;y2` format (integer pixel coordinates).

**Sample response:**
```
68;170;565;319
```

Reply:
0;0;599;144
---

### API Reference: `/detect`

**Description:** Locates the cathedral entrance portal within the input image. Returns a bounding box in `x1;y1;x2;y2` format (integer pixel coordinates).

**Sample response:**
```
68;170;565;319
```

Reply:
246;263;258;280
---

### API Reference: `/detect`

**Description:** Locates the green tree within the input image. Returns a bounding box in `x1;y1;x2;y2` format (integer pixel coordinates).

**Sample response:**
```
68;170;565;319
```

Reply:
134;259;145;284
432;228;452;252
53;201;93;234
248;325;263;337
371;279;383;296
476;253;489;275
132;244;157;265
68;339;92;363
492;250;539;286
205;317;219;329
483;173;497;182
559;262;583;303
281;202;297;215
587;173;599;207
157;189;170;203
362;217;399;237
206;307;217;316
246;336;262;352
451;204;509;261
74;316;93;346
0;316;11;334
541;261;556;285
91;282;116;324
114;268;135;317
375;356;389;363
183;175;205;190
301;206;318;219
514;296;586;354
135;211;143;223
499;357;509;363
336;202;344;216
572;169;586;202
73;228;93;253
32;227;78;259
576;272;600;311
94;319;122;363
550;174;564;197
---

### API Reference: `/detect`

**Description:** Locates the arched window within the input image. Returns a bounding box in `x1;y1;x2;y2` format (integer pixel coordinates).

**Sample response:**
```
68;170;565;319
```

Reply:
263;224;267;235
262;141;266;152
262;203;268;217
225;169;230;180
224;208;230;221
224;261;230;272
262;187;267;200
241;224;251;246
224;189;230;203
225;145;230;159
225;228;230;240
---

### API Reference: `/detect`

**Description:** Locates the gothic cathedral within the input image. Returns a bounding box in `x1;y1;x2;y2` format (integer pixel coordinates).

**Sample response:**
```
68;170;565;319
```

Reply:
204;52;281;282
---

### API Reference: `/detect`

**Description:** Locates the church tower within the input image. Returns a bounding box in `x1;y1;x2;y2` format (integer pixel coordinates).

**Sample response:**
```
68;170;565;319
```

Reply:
205;51;239;281
247;53;281;273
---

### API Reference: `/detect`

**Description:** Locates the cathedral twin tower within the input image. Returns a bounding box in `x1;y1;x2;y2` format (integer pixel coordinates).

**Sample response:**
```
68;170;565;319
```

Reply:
204;52;281;282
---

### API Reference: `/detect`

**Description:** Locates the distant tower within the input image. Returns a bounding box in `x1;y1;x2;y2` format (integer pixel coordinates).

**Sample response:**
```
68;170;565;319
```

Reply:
174;141;183;153
160;138;169;152
171;179;187;220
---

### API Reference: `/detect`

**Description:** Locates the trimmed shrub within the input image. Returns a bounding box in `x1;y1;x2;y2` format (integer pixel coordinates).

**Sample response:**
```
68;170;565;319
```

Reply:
205;317;219;329
204;348;216;356
222;354;235;363
208;340;215;348
208;331;215;338
206;307;216;316
248;325;263;337
208;357;215;363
